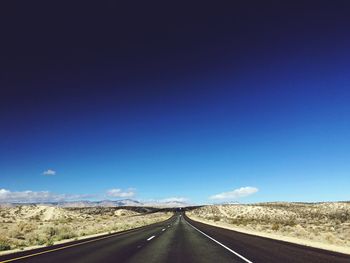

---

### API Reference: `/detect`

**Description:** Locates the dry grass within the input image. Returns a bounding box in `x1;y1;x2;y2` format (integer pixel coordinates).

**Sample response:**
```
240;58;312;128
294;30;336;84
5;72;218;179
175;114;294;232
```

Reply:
187;202;350;251
0;205;171;252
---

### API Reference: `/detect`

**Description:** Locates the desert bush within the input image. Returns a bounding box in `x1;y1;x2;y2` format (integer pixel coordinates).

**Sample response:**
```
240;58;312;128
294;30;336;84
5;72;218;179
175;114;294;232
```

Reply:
230;218;254;226
10;229;25;240
45;226;77;241
284;218;297;227
330;211;350;223
18;222;36;233
213;216;221;222
36;237;47;246
46;226;59;238
0;237;11;251
46;239;54;246
57;230;77;240
58;217;73;224
272;223;280;231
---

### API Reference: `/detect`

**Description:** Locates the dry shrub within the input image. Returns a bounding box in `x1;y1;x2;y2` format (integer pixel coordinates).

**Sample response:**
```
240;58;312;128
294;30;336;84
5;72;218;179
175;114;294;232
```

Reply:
0;237;11;251
272;223;280;231
212;216;221;222
45;226;77;241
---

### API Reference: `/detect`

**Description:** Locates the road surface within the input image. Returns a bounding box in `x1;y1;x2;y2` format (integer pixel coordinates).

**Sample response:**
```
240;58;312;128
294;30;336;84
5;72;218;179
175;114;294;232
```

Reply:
0;212;349;263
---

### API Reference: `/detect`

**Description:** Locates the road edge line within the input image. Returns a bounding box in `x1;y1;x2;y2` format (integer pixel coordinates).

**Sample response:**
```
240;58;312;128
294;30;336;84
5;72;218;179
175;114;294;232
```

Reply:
185;218;253;263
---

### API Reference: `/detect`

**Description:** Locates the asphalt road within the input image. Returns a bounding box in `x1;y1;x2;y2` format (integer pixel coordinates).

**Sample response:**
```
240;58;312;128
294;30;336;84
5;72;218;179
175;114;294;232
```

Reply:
1;212;349;263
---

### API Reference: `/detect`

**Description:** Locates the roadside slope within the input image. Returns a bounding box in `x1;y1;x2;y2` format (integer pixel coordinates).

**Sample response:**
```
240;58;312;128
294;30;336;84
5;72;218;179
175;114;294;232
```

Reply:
185;214;350;263
186;203;350;255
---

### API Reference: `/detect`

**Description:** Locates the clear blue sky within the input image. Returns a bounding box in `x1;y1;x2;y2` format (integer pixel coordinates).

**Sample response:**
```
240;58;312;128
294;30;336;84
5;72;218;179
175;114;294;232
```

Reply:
1;1;349;204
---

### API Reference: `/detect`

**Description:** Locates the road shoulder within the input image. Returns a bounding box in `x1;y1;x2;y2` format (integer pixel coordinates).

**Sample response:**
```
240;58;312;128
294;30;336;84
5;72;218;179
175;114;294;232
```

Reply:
186;214;350;255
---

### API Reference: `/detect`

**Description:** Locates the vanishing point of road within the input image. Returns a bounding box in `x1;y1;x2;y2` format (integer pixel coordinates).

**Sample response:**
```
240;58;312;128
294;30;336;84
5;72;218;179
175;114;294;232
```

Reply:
0;212;349;263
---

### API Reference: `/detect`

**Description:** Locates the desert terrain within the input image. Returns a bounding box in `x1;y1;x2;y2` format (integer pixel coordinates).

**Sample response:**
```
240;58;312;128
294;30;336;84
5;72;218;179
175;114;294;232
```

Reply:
0;205;171;254
187;202;350;254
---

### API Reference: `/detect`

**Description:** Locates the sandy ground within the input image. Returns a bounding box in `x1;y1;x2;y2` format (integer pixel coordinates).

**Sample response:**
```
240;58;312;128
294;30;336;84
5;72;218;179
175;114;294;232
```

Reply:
187;202;350;255
0;205;172;254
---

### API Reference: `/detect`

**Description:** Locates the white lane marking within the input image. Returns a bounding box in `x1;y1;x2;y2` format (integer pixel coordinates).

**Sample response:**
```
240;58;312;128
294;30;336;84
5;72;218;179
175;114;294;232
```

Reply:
162;228;166;231
147;235;155;241
185;220;253;263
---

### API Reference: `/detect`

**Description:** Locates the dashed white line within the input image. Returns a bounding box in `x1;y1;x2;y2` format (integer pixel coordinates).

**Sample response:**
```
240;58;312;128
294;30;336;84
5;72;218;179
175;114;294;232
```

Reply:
147;235;155;241
162;228;166;231
185;220;253;263
0;225;154;263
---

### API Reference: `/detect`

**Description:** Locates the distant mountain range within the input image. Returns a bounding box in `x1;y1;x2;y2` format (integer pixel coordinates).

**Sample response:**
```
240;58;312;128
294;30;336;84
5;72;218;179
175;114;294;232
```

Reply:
0;199;189;208
58;199;144;207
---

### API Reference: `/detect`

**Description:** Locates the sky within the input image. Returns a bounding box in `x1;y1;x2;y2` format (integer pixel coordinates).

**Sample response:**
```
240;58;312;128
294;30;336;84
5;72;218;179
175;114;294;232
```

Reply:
0;1;350;204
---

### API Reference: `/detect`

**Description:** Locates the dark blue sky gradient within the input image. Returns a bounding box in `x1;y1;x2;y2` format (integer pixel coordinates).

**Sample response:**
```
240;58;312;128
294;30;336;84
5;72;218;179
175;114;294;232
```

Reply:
1;1;350;203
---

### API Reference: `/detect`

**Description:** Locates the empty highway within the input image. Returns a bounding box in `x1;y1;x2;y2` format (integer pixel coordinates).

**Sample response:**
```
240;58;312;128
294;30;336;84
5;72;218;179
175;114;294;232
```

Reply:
0;212;349;263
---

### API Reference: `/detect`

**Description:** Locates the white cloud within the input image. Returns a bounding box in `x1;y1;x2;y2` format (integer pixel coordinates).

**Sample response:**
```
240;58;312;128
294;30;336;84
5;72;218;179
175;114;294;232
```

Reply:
42;169;56;176
0;189;91;203
209;186;258;200
106;188;136;198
